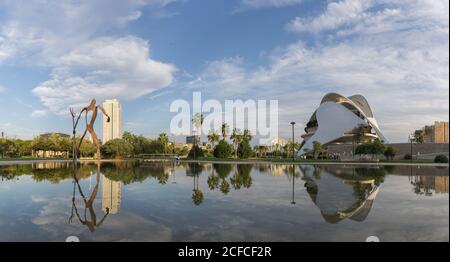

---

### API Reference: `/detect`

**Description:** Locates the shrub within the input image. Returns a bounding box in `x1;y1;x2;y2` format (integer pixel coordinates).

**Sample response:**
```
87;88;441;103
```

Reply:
403;154;412;160
213;140;233;159
434;154;449;163
188;145;204;159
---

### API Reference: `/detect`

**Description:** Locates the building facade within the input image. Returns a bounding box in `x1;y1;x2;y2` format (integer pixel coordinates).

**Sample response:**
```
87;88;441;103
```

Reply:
415;121;449;143
186;135;200;145
299;93;387;155
102;99;122;144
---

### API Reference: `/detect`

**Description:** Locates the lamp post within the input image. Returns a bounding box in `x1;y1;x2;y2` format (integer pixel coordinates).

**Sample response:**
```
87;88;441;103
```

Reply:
290;122;296;162
409;134;414;162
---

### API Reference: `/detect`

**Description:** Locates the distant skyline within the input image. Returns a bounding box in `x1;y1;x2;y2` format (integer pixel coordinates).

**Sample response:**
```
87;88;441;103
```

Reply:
0;0;448;142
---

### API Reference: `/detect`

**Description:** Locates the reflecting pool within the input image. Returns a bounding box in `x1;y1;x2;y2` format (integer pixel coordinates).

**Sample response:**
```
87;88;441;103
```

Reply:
0;161;448;242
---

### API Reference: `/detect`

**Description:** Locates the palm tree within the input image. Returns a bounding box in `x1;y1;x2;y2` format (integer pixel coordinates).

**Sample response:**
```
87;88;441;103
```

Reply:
207;130;220;148
221;123;229;140
158;133;170;153
242;129;252;142
230;128;242;158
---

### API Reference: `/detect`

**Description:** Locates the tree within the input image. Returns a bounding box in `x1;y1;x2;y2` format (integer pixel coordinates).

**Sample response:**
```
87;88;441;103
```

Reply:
213;140;232;159
101;139;133;159
384;146;398;160
0;138;18;158
207;130;220;148
123;131;151;156
242;129;252;142
16;140;32;157
220;123;229;140
192;113;204;135
370;139;386;156
312;141;322;160
175;145;190;156
237;140;253;159
355;139;386;159
146;140;165;154
230;128;242;158
353;124;367;144
158;133;170;154
79;139;96;157
188;145;204;159
284;141;300;159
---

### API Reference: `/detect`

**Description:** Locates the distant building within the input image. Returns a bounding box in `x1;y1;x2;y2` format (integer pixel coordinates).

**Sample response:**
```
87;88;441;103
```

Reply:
415;121;449;143
102;99;122;144
186;135;200;145
102;175;121;214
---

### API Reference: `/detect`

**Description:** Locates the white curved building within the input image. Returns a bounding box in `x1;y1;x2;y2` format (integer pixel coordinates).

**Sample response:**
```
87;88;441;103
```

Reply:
299;93;387;155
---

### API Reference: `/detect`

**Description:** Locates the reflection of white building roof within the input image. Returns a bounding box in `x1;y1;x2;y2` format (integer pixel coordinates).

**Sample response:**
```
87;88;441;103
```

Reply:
300;93;387;154
302;166;380;224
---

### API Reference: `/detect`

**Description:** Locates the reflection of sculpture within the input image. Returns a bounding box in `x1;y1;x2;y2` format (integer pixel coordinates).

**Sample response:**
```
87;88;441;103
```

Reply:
301;165;382;224
69;163;109;232
70;99;110;160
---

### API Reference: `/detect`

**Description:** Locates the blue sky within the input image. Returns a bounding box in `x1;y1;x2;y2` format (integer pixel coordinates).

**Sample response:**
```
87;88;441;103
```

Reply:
0;0;448;142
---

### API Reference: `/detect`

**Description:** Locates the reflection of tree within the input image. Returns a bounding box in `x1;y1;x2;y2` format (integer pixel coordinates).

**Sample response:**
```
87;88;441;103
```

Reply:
102;161;171;185
187;163;204;206
213;164;232;194
69;163;109;232
0;163;94;183
230;164;253;190
207;168;220;190
254;164;269;174
208;164;253;194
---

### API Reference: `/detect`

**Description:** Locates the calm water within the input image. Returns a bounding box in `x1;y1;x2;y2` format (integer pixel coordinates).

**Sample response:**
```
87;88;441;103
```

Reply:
0;161;448;242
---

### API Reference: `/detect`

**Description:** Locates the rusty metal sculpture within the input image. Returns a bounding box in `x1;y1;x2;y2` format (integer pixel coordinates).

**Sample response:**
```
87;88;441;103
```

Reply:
70;99;110;161
68;99;111;231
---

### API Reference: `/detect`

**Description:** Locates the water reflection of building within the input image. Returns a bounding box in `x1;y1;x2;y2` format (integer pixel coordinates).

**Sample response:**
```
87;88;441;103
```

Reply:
32;162;70;169
410;176;449;195
301;165;381;224
102;175;122;214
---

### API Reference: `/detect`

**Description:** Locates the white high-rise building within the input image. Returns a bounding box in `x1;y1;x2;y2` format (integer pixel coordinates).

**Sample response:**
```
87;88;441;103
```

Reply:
102;99;122;143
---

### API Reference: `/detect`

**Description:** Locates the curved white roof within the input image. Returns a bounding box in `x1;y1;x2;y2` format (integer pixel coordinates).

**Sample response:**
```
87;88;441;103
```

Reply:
300;93;387;154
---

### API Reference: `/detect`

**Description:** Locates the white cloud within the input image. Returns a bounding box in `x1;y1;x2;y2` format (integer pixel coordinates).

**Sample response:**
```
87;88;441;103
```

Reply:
286;0;373;32
235;0;303;12
0;0;177;64
191;0;449;142
31;109;49;118
0;1;178;115
286;0;449;34
32;36;176;115
0;85;6;92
